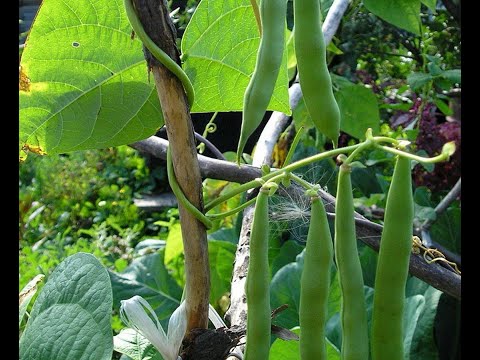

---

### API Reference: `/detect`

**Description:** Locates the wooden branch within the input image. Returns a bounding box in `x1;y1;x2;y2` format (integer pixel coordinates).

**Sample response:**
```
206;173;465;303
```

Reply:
132;0;209;332
130;137;461;301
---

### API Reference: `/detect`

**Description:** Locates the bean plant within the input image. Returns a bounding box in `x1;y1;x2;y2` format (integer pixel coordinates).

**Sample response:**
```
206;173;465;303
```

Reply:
19;0;460;359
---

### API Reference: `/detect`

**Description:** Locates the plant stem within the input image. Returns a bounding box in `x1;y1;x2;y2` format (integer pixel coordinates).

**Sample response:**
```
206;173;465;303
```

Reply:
377;144;449;163
205;143;362;211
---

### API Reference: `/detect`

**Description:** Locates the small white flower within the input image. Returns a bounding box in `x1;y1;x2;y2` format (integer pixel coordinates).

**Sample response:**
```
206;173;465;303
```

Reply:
120;296;186;360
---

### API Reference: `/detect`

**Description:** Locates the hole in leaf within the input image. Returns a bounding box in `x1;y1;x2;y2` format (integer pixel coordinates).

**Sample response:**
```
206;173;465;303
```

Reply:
72;41;80;48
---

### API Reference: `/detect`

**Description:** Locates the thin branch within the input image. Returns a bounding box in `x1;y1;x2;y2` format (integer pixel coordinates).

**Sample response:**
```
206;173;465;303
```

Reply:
131;139;461;299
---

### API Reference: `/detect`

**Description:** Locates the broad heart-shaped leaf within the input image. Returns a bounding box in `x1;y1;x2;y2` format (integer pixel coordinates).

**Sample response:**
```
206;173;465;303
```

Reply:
335;84;380;139
364;0;421;35
19;0;163;160
181;0;290;114
19;253;113;360
269;327;340;359
114;328;163;360
109;250;183;327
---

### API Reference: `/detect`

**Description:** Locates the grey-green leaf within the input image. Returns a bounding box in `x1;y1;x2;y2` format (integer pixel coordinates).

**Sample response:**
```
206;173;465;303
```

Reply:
403;295;426;358
364;0;421;35
441;69;461;84
19;0;163;160
114;328;163;360
181;0;290;114
19;253;113;360
109;251;182;326
407;72;433;91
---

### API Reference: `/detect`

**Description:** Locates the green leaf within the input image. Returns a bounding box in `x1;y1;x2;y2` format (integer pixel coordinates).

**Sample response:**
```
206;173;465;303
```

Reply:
403;295;426;357
208;226;240;244
364;0;421;35
19;274;44;326
430;206;461;253
441;69;461;84
20;0;163;159
181;0;290;114
208;240;237;304
350;167;383;197
409;287;442;359
19;253;113;360
165;223;183;265
269;327;340;359
407;72;433;91
286;29;297;81
270;252;304;329
270;250;339;330
413;186;433;207
271;240;305;277
114;328;163;360
327;41;344;55
421;0;436;11
109;251;183;326
335;84;380;139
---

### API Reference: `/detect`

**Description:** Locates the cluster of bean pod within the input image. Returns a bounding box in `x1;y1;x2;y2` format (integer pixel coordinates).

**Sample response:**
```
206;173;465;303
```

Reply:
124;0;443;359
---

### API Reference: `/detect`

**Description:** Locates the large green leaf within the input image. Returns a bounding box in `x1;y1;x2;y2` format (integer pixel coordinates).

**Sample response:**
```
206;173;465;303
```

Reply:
335;84;380;139
109;251;183;326
19;253;113;360
181;0;290;114
364;0;421;35
269;327;341;359
114;329;163;360
19;0;163;159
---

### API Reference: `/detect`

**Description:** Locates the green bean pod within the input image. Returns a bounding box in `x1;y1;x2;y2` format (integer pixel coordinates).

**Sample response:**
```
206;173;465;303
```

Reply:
334;164;369;360
236;0;287;164
299;196;334;360
294;0;340;147
371;156;413;360
244;188;271;360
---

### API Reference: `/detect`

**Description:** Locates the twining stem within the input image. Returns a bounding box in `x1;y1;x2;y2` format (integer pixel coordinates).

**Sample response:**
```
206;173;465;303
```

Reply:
207;197;257;220
250;0;262;35
282;126;305;167
205;143;362;211
377;144;451;163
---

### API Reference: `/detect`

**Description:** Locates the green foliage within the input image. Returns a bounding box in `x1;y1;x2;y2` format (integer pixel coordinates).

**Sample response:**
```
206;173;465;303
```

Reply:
109;251;183;327
269;327;340;359
19;146;162;290
20;253;113;360
114;329;163;360
19;0;163;159
181;0;290;114
364;0;421;35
